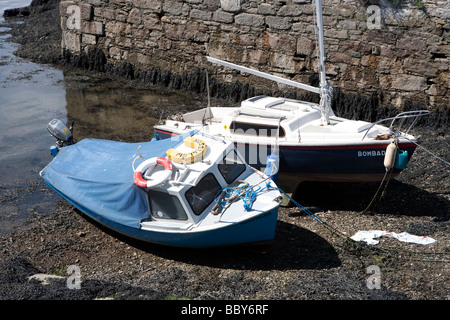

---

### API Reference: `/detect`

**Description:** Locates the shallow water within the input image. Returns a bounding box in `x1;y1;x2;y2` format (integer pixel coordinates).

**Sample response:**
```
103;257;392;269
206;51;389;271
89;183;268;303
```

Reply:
0;2;211;233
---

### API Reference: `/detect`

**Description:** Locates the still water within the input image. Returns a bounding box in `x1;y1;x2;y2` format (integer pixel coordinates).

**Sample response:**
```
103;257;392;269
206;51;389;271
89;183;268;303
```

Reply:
0;1;209;233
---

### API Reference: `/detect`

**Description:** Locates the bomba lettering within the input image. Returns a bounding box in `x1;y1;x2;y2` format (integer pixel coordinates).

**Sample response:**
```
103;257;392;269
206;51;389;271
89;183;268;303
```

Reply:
358;150;385;157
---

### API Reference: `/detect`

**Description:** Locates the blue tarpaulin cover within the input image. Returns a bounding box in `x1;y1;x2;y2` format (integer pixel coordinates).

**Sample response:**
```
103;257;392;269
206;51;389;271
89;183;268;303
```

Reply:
40;135;188;229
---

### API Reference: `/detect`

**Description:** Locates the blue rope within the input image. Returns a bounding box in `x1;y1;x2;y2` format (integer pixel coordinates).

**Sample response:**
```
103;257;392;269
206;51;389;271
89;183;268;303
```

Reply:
273;186;324;224
214;178;324;224
214;184;263;212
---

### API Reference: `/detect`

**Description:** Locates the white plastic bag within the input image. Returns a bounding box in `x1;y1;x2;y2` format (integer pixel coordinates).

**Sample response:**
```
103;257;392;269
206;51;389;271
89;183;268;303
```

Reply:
351;230;436;245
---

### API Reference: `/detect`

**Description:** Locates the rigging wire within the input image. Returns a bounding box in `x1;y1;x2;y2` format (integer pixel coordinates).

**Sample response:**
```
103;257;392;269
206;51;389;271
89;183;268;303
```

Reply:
273;186;450;263
404;136;450;167
224;176;450;263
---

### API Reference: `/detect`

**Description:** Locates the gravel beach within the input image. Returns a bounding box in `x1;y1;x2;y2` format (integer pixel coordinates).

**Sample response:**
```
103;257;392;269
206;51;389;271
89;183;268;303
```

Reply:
0;1;448;305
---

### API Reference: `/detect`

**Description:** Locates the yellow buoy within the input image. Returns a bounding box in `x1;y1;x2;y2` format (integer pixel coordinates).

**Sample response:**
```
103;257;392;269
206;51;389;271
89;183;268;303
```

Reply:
166;136;207;164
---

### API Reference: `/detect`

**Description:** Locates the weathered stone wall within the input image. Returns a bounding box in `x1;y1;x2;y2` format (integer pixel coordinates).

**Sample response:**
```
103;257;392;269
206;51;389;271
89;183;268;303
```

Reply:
60;0;449;112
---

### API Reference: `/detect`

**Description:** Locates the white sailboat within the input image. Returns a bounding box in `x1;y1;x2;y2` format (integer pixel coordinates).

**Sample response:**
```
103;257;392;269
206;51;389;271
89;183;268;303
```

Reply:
153;0;428;192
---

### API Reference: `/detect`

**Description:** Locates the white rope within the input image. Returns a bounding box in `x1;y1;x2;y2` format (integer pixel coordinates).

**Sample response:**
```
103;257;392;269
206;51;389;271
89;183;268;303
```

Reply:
404;136;450;167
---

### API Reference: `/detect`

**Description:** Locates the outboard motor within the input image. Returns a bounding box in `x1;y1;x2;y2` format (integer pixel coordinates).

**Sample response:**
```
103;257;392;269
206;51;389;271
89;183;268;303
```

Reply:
47;118;74;156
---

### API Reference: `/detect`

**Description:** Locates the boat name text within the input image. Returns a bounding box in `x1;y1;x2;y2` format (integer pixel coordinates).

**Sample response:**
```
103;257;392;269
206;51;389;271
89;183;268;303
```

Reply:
358;150;386;157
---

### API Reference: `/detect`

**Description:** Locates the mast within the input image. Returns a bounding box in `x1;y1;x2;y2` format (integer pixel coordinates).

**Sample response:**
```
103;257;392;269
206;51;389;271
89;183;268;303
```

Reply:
206;0;333;125
315;0;332;125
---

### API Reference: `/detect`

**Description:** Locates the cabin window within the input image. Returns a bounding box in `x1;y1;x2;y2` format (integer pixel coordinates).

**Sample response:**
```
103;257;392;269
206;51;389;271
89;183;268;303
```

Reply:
185;173;222;216
148;190;188;220
218;150;246;184
230;121;285;138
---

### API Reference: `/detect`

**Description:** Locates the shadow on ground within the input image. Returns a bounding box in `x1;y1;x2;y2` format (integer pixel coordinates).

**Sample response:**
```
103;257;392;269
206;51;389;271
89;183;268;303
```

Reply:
78;210;342;272
294;180;449;222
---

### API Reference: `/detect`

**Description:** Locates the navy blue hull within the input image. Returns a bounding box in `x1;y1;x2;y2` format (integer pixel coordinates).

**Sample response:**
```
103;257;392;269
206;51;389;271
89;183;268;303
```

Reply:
154;129;416;182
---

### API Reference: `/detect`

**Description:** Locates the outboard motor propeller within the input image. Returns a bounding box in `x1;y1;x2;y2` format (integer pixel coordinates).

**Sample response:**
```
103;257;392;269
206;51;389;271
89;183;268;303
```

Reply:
47;118;74;156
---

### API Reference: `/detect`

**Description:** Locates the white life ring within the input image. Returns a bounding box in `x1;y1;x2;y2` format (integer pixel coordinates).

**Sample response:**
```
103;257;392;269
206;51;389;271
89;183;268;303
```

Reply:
134;157;173;188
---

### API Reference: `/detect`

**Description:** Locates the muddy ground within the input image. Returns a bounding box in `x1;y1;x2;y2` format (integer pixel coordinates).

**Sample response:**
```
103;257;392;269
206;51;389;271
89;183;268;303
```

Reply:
0;1;449;305
0;124;448;303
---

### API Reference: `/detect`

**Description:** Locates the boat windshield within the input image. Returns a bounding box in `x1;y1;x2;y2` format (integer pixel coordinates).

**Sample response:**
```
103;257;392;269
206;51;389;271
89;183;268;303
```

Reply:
148;190;188;220
185;173;222;216
218;149;246;184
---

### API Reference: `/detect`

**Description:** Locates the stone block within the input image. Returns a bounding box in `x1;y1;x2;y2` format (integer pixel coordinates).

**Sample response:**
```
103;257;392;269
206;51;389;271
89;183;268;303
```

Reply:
204;0;221;11
265;33;296;53
396;37;427;52
105;20;127;36
163;1;189;16
328;52;352;64
212;10;234;23
271;52;295;73
143;13;162;30
324;29;348;40
296;36;314;56
127;8;141;25
391;74;427;91
82;21;105;36
164;23;183;41
85;0;102;6
220;0;241;13
190;9;212;21
82;33;97;45
257;4;274;15
236;33;256;47
61;30;81;53
109;46;123;60
94;7;115;20
338;19;357;30
360;55;379;68
277;5;303;17
243;49;268;64
266;16;291;30
184;21;209;42
115;10;128;22
402;57;438;78
235;13;264;27
132;0;162;12
79;3;93;20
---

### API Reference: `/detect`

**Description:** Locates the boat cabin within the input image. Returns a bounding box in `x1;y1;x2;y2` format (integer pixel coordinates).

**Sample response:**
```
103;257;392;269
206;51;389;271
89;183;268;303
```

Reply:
139;133;261;231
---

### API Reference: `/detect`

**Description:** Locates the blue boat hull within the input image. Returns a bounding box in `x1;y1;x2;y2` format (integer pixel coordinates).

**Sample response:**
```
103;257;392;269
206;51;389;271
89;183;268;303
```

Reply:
40;137;280;248
45;181;278;248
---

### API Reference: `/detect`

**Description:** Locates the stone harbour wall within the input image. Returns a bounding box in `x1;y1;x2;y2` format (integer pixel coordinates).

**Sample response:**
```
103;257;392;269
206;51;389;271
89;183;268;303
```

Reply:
59;0;449;112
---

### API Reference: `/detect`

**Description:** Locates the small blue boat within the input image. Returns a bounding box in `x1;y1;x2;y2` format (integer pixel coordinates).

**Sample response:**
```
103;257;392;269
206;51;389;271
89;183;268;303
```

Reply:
41;120;282;248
